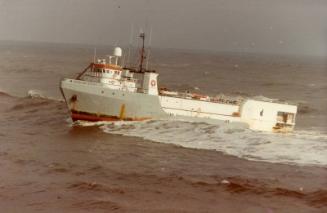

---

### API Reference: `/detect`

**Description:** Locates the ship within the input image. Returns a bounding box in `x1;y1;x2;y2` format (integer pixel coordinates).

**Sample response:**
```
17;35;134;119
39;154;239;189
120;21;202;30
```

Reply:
60;33;297;132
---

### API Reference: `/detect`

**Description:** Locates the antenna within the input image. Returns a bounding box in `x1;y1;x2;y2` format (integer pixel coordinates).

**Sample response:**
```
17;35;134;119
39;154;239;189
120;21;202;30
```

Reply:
93;47;97;63
146;27;153;70
107;55;114;64
139;31;146;72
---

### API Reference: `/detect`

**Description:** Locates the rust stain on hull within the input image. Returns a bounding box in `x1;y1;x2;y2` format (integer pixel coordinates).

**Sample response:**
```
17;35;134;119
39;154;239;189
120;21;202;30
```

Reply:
71;110;151;122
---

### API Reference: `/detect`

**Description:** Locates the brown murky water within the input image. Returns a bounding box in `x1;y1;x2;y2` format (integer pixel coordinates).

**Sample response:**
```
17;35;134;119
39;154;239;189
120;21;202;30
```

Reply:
0;42;326;212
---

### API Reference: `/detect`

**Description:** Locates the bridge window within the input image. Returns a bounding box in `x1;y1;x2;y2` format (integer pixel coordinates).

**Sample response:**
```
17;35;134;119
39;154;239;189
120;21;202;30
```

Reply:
277;112;295;123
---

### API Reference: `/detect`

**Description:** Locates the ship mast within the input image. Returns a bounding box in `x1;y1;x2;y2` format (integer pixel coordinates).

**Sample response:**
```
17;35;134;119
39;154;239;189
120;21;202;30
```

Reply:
139;32;146;72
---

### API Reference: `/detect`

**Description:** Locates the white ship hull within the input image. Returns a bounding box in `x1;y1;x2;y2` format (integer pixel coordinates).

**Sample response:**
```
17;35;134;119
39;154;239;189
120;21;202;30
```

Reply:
61;79;167;121
61;79;297;132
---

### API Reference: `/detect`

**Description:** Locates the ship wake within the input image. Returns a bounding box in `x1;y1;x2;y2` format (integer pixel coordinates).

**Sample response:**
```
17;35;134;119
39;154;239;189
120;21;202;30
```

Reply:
98;120;327;166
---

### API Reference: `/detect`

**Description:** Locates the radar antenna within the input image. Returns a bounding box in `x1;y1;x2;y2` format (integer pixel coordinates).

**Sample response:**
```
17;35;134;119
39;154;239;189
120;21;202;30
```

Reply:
139;32;146;72
146;27;153;70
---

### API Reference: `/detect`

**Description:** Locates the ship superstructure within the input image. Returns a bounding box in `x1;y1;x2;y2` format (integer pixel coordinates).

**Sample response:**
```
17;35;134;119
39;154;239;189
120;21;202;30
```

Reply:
60;34;297;132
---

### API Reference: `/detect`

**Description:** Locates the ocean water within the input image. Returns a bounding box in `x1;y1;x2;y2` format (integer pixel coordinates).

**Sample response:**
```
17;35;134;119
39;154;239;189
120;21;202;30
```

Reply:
0;41;326;212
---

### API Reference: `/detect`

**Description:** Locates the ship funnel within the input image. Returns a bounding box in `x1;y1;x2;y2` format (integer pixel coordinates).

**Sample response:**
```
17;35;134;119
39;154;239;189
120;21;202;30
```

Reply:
113;47;122;57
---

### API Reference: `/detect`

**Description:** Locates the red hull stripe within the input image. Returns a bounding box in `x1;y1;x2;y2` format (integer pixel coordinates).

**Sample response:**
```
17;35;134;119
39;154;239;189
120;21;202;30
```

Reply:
71;111;150;122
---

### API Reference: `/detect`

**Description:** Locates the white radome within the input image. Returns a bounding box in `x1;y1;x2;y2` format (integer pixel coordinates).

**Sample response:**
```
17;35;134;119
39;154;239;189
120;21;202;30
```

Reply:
113;47;122;57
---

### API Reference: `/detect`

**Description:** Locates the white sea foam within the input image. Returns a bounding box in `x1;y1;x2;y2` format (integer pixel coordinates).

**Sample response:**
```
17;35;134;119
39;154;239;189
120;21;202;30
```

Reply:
99;120;327;166
27;89;48;98
76;120;139;127
27;89;63;101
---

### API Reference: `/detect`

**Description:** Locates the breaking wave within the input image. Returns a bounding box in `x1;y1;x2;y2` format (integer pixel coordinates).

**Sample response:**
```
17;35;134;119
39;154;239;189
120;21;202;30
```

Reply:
27;89;48;99
27;89;63;101
0;89;63;102
0;91;13;97
97;120;327;166
0;90;65;118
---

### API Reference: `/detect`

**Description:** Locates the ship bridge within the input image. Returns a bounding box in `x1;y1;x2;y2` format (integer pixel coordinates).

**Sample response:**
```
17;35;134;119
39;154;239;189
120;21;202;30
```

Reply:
75;47;158;95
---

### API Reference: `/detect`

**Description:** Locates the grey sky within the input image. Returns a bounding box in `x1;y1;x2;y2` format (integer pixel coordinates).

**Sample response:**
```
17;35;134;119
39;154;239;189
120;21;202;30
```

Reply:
0;0;326;57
